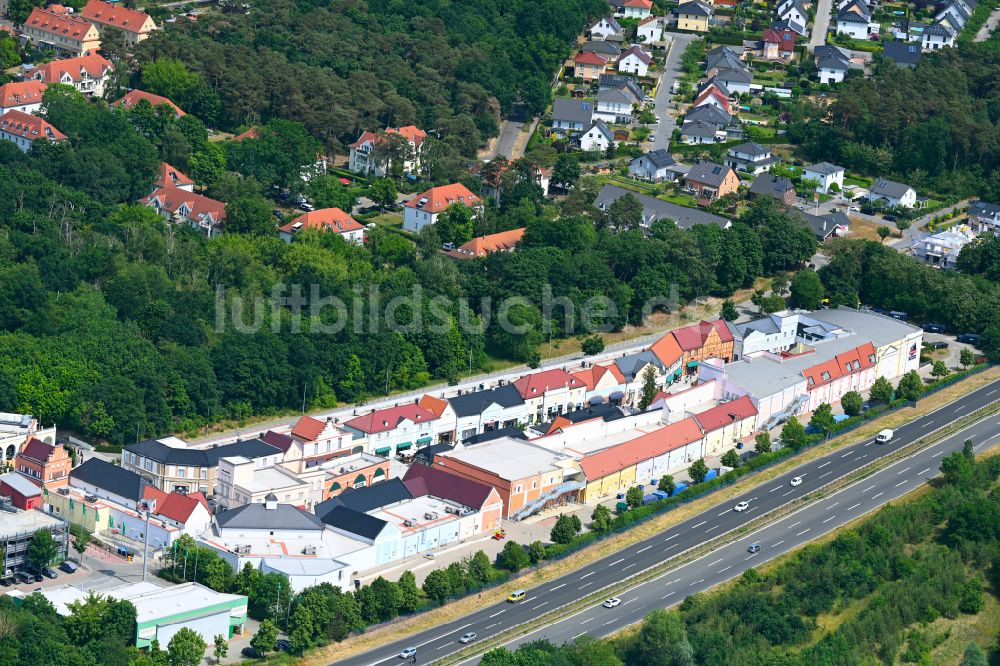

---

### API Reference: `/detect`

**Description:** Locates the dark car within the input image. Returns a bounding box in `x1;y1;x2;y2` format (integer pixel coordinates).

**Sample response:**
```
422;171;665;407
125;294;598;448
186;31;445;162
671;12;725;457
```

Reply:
42;567;58;579
241;647;263;659
59;561;78;574
275;639;291;652
15;572;33;584
922;322;945;333
883;214;897;223
957;333;981;345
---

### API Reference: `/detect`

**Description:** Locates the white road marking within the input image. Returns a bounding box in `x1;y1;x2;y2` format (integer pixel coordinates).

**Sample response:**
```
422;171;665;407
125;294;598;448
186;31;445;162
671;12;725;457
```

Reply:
745;554;757;560
717;565;732;573
788;520;801;529
572;632;585;640
489;610;506;618
665;534;678;542
718;509;732;516
872;492;884;499
708;558;723;567
623;598;637;605
637;546;651;554
827;502;838;510
987;389;997;396
662;591;675;599
863;485;876;493
486;622;499;629
705;525;719;532
580;582;593;589
581;571;595;579
609;558;624;567
769;486;783;492
896;467;910;475
689;579;705;586
894;480;908;488
918;468;931;475
796;528;810;536
932;450;945;457
847;503;861;511
855;455;865;461
532;601;548;610
550;584;565;592
954;405;966;413
819;471;832;478
580;617;593;624
623;563;637;570
841;451;852;458
604;620;615;626
692;520;707;529
822;515;836;524
818;461;831;469
783;490;795;496
664;544;677;551
773;540;785;547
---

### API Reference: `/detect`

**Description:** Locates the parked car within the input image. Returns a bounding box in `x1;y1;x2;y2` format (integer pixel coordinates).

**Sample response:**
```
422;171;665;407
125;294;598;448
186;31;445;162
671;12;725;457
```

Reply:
59;561;78;574
399;647;417;659
734;501;749;512
298;202;315;212
459;632;477;643
241;647;263;659
442;242;454;251
42;567;58;579
922;322;945;333
883;214;897;223
31;572;42;582
747;542;761;554
927;341;948;350
957;333;981;345
648;135;656;142
603;597;622;608
274;639;291;652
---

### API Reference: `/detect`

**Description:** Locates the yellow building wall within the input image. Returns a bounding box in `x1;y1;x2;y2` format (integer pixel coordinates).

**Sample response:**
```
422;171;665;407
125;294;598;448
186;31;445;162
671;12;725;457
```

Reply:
44;490;108;533
583;465;638;503
679;16;708;31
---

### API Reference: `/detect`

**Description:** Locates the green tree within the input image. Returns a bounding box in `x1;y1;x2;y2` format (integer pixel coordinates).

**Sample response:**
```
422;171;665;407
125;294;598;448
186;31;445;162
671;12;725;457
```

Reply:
225;195;275;236
306;175;359;211
422;569;452;606
754;432;771;454
720;449;740;468
396;571;421;613
780;418;808;450
960;643;988;666
7;0;44;25
591;504;612;531
959;347;974;369
212;635;228;664
528;540;546;564
869;376;894;404
688;458;709;484
931;360;950;379
581;335;605;355
809;402;836;436
368;178;398;211
467;550;494;585
758;295;787;315
250;619;278;657
841;390;863;417
26;529;59;573
625;609;694;666
877;226;891;243
638;365;658;410
436;203;475;245
719;299;739;321
552;153;581;191
368;576;402;622
288;604;314;653
500;541;530;572
607;193;643;231
550;514;581;544
897;369;924;401
789;268;824;310
70;525;90;563
895;219;910;234
626;486;644;508
658;474;676;494
166;627;205;666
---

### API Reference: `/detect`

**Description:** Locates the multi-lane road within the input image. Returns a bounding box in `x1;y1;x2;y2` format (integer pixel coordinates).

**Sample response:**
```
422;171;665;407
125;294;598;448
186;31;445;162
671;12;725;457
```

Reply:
339;377;1000;666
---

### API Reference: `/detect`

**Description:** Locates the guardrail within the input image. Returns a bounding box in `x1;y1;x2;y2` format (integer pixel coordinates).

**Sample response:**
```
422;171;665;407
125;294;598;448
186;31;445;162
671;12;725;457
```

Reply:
430;398;1000;665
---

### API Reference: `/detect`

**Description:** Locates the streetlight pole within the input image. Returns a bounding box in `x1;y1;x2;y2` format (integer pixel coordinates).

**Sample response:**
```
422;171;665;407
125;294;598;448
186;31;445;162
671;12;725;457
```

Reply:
140;499;155;582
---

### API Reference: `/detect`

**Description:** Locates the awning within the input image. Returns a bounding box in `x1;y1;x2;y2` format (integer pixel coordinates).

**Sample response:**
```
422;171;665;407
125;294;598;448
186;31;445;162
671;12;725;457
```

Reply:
416;436;433;444
396;442;413;451
374;447;391;455
686;360;700;368
609;390;625;399
588;395;605;405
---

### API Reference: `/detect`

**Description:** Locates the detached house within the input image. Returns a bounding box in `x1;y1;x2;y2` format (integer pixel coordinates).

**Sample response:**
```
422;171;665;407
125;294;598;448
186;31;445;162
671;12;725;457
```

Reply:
155;162;194;191
636;15;663;42
27;53;113;97
684;161;739;199
672;320;735;371
142;186;227;237
595;87;633;123
0;81;46;114
402;183;482;233
574;51;609;81
629;149;677;182
0;109;65;151
882;40;922;67
20;7;101;57
922;22;956;49
278;208;365;244
713;66;753;95
79;0;157;45
748;175;796;204
347;125;427;177
776;0;807;28
867;178;916;208
618;45;653;76
623;0;653;18
589;16;623;40
580;119;615;152
677;1;713;31
967;200;1000;234
113;89;185;118
14;438;72;488
836;5;877;39
725;142;776;175
761;26;797;59
551;98;594;132
802;161;845;193
814;44;851;83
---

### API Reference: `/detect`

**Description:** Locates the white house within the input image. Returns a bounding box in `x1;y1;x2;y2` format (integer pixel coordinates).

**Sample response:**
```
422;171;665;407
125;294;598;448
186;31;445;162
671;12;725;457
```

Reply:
835;8;877;38
0;81;46;115
622;0;653;19
580;120;615;152
27;54;113;97
713;67;753;95
551;98;594;131
725;141;775;175
816;51;850;83
347;125;426;177
777;0;808;27
401;183;482;233
731;312;799;360
867;178;916;208
636;15;663;42
0;109;65;152
629;149;677;181
589;15;623;40
802;162;845;193
922;22;956;49
278;208;365;244
595;88;633;123
618;45;653;76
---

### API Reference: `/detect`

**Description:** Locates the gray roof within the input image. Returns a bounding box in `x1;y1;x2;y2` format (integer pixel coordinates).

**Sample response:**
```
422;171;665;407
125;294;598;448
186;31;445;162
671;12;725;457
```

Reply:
598;74;644;103
882;41;921;66
706;50;743;72
813;44;850;61
678;1;713;16
681;119;720;138
592;15;623;32
837;7;871;22
637;149;676;169
216;502;326;530
593;185;731;230
319;505;388;540
125;438;280;467
448;383;524;418
315;478;412;516
715;66;753;84
730;142;769;157
700;77;732;97
734;315;781;337
772;18;807;33
684;104;732;127
462;427;528;446
869;177;913;198
818;55;850;71
615;350;665;382
803;161;844;176
70;459;147;501
967;200;1000;219
621;45;653;65
582;40;621;56
685;161;733;188
597;88;632;105
805;307;921;349
749;175;795;199
552;98;594;125
924;22;955;36
0;471;42;497
585;119;615;141
798;210;851;239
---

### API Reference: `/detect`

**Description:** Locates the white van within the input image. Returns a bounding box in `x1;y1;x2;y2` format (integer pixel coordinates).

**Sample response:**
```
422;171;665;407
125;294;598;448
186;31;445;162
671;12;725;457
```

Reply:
875;429;894;444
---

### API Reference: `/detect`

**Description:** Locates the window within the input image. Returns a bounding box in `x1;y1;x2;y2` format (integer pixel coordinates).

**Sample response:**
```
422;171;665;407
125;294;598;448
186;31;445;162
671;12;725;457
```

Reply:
532;481;537;489
201;468;207;479
807;376;815;386
176;467;186;478
515;484;523;493
820;371;831;381
869;354;876;363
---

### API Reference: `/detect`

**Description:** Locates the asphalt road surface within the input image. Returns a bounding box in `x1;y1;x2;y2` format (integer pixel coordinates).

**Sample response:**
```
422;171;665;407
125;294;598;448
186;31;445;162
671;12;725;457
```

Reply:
339;378;1000;666
808;0;833;49
649;32;697;153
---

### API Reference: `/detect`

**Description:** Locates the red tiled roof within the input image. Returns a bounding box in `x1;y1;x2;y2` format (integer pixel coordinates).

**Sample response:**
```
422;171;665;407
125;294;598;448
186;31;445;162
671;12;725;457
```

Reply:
571;364;626;391
343;404;439;434
404;183;481;214
693;395;757;432
29;54;112;84
232;127;259;141
0;110;65;143
24;7;97;41
417;394;449;417
403;463;498;509
513;369;584;399
155;162;194;189
0;81;47;109
260;430;296;452
291;415;327;442
694;86;730;111
142;486;207;523
802;342;876;389
579;417;703;480
278;208;363;235
624;0;653;7
80;0;155;34
574;51;609;65
348;125;427;150
113;89;184;117
451;228;525;258
638;15;658;25
649;331;683;367
142;185;226;223
672;320;734;351
18;437;56;463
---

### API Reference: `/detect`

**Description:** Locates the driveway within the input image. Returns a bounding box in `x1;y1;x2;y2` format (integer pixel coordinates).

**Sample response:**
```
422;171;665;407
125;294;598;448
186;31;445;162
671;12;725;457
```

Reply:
649;32;698;153
808;0;833;48
887;199;972;250
974;6;1000;41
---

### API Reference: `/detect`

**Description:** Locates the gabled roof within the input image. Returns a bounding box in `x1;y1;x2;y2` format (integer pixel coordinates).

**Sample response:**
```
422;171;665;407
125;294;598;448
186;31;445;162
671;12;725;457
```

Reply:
817;55;850;70
217;501;326;530
678;1;713;17
513;369;584;398
581;40;621;56
763;27;797;46
681;119;719;138
801;341;877;388
598;74;644;104
640;148;676;169
672;319;734;350
649;331;684;367
451;228;526;258
124;438;279;466
882;40;922;66
592;15;623;32
624;0;653;7
259;430;297;453
143;186;226;223
0;109;65;143
837;7;871;22
684;104;732;128
693;395;758;432
684;161;735;188
923;22;955;36
869;177;913;198
448;383;524;418
967;200;1000;219
155;162;194;189
318;505;388;540
621;45;653;65
0;471;41;497
343;404;439;434
749;175;795;200
693;86;730;111
584;119;615;142
730;141;769;157
593;185;731;230
403;184;481;214
579;417;703;480
575;51;609;66
290;415;328;442
615;350;665;381
150;489;209;523
113;89;184;117
279;207;363;235
799;210;851;239
403;464;498;509
715;66;753;84
24;7;97;41
772;18;807;34
0;81;47;109
316;478;412;515
80;0;155;34
572;363;626;391
803;161;844;176
552;98;594;125
348;125;427;149
70;458;147;501
18;437;56;463
462;427;528;446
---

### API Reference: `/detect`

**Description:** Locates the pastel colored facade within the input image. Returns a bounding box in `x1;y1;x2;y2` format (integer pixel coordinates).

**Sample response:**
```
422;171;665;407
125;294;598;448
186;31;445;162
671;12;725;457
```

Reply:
278;207;365;244
0;109;65;152
572;363;627;403
574;51;608;81
342;403;442;457
142;186;227;237
683;163;740;199
28;54;113;97
21;7;101;57
623;0;653;18
0;81;46;114
14;438;71;488
513;368;588;424
677;1;712;31
694;394;757;456
79;0;157;45
402;183;482;233
323;454;392;498
113;89;184;117
348;125;427;177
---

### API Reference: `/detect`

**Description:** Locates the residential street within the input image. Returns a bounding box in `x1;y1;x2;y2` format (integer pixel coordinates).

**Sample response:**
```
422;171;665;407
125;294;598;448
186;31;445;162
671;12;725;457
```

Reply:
974;6;1000;41
481;119;525;161
808;0;833;49
649;32;697;153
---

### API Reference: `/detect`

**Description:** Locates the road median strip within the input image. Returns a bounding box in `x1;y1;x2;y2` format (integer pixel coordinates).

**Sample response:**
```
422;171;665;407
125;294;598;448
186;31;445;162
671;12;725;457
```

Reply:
430;399;1000;665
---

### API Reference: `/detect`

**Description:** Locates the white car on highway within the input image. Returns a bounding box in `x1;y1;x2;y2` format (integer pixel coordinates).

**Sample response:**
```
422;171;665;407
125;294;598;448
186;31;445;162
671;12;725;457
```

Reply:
399;647;416;659
459;632;477;643
734;501;750;512
603;597;622;608
790;476;803;487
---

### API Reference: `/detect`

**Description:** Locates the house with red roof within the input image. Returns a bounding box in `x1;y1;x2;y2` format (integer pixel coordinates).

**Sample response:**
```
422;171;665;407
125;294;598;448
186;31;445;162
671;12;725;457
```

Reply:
513;369;587;424
27;53;113;97
692;84;732;114
0;110;65;152
80;0;157;45
623;0;653;18
347;124;427;177
403;463;504;534
154;162;194;192
342;403;443;458
20;6;101;57
402;183;482;233
648;331;684;380
574;50;609;81
580;416;704;502
142;185;226;237
14;437;71;488
670;320;735;374
268;415;356;471
448;227;525;259
278;207;365;244
761;25;797;59
113;89;185;118
0;81;47;115
693;394;757;456
571;363;627;404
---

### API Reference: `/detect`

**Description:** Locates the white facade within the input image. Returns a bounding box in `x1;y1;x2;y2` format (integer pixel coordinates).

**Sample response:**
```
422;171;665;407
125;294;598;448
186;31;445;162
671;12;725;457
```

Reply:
802;164;845;193
922;30;955;50
590;17;622;39
618;51;651;76
454;402;527;442
580;123;613;151
836;17;876;39
637;18;663;42
819;62;848;83
403;205;439;233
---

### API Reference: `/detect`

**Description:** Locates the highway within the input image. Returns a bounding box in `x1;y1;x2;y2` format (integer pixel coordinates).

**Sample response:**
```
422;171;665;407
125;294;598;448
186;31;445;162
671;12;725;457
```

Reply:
338;377;1000;666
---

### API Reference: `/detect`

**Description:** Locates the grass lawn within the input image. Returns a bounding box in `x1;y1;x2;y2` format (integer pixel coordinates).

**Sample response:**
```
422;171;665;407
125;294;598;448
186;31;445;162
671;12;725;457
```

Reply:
844;174;872;188
658;192;699;206
605;174;659;194
739;112;771;124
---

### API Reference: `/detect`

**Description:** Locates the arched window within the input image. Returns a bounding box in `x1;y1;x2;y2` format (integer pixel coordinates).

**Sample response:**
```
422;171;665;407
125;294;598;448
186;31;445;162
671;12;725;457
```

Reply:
353;474;367;489
373;468;386;479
